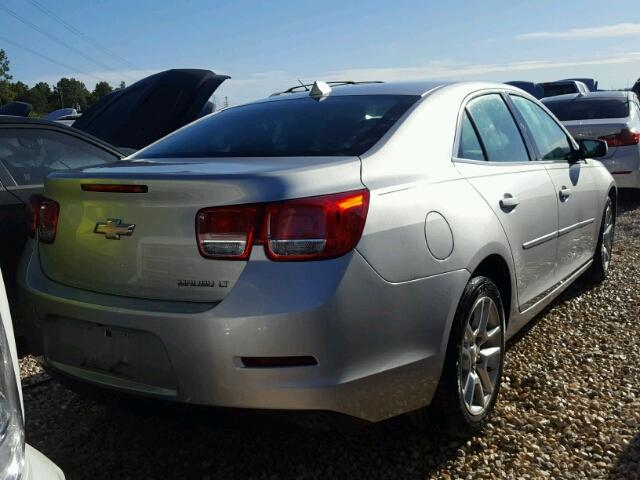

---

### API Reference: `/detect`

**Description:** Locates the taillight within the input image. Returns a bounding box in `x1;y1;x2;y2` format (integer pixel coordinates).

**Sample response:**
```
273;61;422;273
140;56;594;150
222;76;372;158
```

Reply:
262;190;369;260
196;189;369;262
599;129;640;147
28;195;59;244
197;207;257;260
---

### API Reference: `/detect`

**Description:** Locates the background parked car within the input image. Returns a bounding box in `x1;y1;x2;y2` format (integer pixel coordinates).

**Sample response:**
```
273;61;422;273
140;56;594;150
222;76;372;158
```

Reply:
505;81;543;99
540;80;590;98
19;81;614;437
0;267;64;479
0;116;124;314
543;90;640;188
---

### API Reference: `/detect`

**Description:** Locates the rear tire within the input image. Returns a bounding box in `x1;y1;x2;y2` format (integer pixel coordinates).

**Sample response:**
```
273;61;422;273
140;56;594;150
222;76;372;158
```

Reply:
587;197;615;284
414;276;506;438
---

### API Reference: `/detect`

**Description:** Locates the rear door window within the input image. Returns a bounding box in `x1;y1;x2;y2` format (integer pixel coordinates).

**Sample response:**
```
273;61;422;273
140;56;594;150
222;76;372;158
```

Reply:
466;94;530;163
0;128;119;185
510;96;573;161
457;112;486;160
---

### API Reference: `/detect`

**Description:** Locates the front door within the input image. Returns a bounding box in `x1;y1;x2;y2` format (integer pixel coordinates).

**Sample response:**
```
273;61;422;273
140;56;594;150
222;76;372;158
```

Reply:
509;95;599;284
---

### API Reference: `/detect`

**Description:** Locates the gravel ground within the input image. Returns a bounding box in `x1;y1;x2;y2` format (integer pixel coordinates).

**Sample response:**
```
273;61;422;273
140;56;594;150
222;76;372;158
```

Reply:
19;191;640;480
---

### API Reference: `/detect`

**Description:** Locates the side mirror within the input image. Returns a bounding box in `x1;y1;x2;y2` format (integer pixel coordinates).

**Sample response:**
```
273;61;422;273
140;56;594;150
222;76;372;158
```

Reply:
576;139;608;160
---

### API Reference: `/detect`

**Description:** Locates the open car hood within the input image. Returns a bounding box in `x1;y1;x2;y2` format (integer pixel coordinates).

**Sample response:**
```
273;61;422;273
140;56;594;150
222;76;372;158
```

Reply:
72;69;229;150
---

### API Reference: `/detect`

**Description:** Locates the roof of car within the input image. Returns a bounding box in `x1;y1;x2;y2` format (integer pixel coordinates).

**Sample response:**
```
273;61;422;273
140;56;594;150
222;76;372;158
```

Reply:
542;91;631;103
252;80;538;105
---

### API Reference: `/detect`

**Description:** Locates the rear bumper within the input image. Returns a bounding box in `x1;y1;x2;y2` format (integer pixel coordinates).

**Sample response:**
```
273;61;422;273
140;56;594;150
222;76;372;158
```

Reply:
18;246;468;422
611;170;640;189
600;148;640;189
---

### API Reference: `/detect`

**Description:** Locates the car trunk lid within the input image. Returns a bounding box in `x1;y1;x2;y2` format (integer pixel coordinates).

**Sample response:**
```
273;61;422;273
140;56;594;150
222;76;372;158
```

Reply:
562;119;631;159
38;156;363;302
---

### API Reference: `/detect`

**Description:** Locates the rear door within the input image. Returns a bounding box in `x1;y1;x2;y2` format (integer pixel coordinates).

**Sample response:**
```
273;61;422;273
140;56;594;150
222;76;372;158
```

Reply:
454;92;559;311
509;94;598;283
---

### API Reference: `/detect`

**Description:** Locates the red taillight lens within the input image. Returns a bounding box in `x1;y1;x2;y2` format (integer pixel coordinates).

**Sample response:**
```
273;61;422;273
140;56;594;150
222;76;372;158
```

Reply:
263;190;369;260
599;129;640;147
28;195;43;237
196;207;257;260
81;184;148;193
195;189;369;262
31;196;59;244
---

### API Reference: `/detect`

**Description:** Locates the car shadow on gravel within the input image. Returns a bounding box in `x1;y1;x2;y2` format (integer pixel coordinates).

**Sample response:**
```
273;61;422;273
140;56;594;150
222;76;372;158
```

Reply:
609;432;640;479
24;381;462;480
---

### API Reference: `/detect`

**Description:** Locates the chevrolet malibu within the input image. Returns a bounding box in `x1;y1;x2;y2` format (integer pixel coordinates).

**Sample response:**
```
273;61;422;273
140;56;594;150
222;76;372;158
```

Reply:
19;81;615;436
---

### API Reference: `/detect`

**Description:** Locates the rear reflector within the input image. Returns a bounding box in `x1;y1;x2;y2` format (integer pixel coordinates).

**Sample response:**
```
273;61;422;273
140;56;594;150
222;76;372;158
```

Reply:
241;356;318;368
599;129;640;147
196;189;369;262
81;184;148;193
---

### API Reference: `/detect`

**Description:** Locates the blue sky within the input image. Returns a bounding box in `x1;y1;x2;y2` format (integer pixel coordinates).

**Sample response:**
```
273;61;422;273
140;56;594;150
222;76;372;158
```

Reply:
2;0;640;105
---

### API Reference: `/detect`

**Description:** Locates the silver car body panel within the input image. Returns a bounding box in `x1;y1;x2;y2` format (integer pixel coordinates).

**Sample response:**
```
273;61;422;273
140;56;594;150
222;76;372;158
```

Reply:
19;81;616;422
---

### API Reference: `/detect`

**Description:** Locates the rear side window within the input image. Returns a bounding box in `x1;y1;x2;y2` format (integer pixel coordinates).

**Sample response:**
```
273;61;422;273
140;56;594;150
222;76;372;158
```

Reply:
545;98;630;121
511;96;573;161
457;112;485;160
136;95;419;158
0;128;119;185
466;94;529;163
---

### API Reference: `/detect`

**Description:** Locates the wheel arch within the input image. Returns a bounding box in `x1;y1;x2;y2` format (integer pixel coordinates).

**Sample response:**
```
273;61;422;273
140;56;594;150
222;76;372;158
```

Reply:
469;253;513;328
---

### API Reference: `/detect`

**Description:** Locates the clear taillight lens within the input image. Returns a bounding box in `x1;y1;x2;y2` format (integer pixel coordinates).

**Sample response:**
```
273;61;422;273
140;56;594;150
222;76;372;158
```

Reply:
196;189;369;261
0;278;25;479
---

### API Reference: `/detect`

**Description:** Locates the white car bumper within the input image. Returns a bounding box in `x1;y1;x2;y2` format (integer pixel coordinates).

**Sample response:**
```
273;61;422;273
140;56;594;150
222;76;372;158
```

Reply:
23;444;64;480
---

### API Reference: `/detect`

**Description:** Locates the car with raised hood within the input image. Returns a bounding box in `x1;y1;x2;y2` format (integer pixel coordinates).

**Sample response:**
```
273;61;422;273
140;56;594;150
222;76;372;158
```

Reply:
0;268;64;479
1;69;229;316
19;80;616;436
543;91;640;189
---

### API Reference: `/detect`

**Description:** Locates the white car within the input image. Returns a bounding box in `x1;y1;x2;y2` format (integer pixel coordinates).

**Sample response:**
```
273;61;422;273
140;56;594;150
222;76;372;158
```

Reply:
0;269;64;480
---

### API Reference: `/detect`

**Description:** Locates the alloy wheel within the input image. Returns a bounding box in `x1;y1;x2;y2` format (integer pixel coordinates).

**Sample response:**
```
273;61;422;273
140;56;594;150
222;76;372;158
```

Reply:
459;296;503;416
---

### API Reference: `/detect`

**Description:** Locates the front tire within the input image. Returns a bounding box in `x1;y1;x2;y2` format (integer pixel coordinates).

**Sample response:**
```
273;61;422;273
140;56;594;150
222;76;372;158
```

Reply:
587;197;615;284
417;276;506;438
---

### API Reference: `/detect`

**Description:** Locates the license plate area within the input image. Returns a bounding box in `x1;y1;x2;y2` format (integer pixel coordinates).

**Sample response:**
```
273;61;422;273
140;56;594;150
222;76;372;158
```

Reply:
43;316;177;391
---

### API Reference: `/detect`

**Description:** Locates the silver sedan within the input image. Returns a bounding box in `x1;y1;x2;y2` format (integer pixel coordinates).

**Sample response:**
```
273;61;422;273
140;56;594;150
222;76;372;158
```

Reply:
19;81;615;436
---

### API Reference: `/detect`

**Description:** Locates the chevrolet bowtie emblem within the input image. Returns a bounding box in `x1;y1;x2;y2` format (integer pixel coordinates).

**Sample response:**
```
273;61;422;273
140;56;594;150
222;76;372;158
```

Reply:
94;219;136;240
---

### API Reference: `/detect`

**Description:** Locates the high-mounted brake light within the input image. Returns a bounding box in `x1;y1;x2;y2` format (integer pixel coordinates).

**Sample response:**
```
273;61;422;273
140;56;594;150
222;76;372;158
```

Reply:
81;184;148;193
28;195;59;244
599;129;640;147
196;189;369;261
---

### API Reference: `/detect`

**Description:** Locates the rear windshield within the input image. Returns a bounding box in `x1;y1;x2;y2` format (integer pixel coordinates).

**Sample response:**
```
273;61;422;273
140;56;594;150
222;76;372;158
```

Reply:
545;98;629;121
542;84;578;98
136;95;419;158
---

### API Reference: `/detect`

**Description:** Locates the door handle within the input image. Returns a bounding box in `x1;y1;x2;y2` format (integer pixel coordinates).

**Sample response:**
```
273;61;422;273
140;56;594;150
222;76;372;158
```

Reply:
499;194;519;211
559;187;572;201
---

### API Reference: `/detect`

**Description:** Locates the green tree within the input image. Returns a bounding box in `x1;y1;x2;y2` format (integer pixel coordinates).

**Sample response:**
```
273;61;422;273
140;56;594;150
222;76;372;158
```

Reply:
0;49;13;105
89;81;113;106
0;49;11;81
54;77;91;111
27;82;53;114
